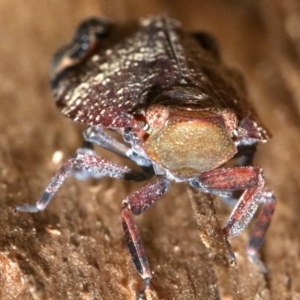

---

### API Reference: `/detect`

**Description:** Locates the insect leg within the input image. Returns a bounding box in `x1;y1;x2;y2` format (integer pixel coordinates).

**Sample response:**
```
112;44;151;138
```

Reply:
247;189;276;259
83;127;129;158
239;118;269;142
84;127;155;178
190;167;276;263
121;178;170;292
220;144;257;206
15;152;150;213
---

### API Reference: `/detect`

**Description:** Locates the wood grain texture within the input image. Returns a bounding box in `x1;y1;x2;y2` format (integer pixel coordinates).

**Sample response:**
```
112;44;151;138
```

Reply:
0;1;299;299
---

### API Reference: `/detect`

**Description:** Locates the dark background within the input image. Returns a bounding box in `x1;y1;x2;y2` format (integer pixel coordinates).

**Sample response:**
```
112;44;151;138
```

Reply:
0;1;300;299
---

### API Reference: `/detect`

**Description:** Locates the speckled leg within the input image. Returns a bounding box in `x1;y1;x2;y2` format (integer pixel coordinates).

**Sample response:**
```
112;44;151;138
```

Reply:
83;126;155;178
190;166;276;265
221;145;257;206
247;189;276;262
121;178;170;292
15;152;151;213
83;127;129;157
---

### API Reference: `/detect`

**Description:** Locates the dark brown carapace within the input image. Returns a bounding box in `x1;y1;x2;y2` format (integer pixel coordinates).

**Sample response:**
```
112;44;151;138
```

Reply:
16;15;276;294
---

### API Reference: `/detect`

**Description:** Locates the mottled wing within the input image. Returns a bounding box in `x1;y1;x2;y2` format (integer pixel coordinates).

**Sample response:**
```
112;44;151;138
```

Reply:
52;16;181;128
180;31;269;140
175;31;271;140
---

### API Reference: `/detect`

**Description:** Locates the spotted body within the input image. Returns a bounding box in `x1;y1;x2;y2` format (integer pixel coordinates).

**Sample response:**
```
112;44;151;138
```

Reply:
17;15;276;295
52;16;259;129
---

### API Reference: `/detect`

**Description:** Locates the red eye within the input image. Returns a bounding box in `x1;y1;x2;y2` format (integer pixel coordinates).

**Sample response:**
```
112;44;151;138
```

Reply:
145;105;169;131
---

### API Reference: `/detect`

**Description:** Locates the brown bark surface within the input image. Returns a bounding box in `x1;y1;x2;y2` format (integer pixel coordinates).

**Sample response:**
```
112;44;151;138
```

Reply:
1;1;300;299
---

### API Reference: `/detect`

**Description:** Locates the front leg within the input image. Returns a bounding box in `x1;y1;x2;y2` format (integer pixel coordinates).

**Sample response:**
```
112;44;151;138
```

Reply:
190;167;276;263
121;178;170;294
84;126;155;178
83;127;129;158
16;152;151;213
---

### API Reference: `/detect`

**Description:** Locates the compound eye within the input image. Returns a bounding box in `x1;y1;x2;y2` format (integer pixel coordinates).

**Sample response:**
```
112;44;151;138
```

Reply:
145;105;169;133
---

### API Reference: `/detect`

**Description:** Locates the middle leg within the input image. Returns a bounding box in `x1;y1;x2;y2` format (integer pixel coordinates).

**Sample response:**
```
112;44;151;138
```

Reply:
121;178;170;292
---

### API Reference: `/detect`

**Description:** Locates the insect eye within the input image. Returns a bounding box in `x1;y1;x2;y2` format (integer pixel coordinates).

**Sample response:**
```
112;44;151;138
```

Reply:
145;105;169;132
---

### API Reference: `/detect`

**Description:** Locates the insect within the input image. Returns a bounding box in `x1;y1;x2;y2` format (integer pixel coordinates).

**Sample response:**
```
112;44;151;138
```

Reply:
16;15;276;293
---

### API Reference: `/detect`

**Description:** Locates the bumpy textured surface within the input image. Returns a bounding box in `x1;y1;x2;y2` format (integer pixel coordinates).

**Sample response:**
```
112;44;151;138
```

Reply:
1;1;300;300
53;15;254;129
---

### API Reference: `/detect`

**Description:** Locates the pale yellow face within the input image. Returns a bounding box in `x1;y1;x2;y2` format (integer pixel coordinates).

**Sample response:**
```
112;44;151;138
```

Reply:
142;106;237;179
